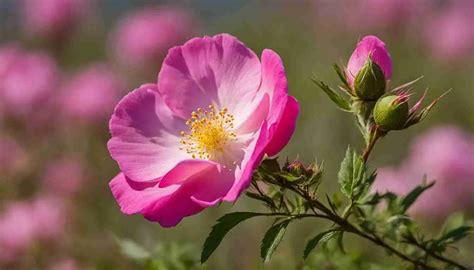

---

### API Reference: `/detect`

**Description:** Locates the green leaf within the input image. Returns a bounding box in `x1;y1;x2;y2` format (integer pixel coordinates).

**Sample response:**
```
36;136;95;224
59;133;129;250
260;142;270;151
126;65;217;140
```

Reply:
338;147;365;199
438;225;473;245
400;181;434;212
440;213;465;237
303;230;338;259
276;171;305;182
260;219;291;262
115;237;151;261
333;63;351;91
311;77;351;111
201;212;264;263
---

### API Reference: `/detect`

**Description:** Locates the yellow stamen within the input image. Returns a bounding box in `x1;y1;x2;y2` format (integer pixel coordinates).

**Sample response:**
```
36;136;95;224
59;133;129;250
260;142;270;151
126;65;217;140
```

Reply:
180;105;236;160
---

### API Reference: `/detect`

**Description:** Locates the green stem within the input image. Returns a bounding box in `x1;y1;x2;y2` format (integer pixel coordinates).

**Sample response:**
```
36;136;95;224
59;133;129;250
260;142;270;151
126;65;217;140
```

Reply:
362;128;382;163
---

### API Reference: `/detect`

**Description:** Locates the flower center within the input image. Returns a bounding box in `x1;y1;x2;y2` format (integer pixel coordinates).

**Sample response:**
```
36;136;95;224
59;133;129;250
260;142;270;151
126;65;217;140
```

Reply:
180;105;236;160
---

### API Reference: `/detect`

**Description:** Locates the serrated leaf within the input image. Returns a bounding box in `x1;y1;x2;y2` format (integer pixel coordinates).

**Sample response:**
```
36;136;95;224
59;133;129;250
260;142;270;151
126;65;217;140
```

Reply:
311;77;352;111
400;181;434;212
201;212;263;264
115;237;151;261
303;230;338;259
338;147;366;199
261;219;291;262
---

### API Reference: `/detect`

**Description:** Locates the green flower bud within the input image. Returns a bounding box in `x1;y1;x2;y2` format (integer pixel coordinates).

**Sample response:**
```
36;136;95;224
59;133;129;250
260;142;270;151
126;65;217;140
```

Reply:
374;95;409;130
354;59;386;101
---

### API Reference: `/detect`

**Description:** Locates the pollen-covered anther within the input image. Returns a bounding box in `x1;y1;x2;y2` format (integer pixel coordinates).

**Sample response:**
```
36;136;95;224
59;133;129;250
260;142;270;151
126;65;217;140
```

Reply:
180;105;236;160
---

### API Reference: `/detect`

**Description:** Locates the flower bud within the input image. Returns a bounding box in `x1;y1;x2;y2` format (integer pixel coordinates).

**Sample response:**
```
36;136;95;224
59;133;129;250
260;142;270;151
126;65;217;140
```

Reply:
286;160;306;176
346;35;392;98
353;59;386;100
374;95;409;130
285;160;319;178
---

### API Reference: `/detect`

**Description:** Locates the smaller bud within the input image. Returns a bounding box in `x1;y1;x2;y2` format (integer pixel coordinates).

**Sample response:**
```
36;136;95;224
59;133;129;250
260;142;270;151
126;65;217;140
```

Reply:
353;59;386;100
286;160;306;176
374;94;409;131
285;160;320;178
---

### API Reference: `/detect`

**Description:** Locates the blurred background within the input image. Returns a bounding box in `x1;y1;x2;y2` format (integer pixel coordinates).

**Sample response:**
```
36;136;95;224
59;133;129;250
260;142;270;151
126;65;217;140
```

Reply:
0;0;473;269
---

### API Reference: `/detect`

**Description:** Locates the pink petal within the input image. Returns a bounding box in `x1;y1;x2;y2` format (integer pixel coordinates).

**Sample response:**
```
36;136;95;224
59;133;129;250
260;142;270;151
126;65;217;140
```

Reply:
158;159;220;187
258;49;299;156
346;35;392;86
224;122;269;202
189;167;235;207
141;187;204;227
109;173;178;215
108;84;188;182
259;49;289;124
265;96;299;156
234;92;270;134
157;33;261;119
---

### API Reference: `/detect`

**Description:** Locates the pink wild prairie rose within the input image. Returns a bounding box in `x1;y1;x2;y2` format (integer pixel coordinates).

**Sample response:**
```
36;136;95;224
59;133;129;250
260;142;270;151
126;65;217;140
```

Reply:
346;35;392;86
108;34;299;227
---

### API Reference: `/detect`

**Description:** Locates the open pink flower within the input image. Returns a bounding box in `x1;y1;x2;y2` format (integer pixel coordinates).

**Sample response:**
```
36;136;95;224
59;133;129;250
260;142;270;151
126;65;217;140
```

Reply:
108;34;299;227
346;35;392;86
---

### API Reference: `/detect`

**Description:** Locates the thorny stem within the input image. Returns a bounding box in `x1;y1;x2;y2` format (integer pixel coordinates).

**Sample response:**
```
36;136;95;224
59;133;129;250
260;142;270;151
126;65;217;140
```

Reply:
357;126;467;269
261;181;468;269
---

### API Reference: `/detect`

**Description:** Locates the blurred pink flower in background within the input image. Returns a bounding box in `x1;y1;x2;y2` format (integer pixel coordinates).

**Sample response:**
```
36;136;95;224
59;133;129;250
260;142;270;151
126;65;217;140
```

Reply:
109;7;196;69
313;0;424;32
0;197;67;263
0;135;27;173
343;0;422;31
42;157;85;196
373;126;474;220
0;202;37;263
424;1;474;63
47;259;79;270
108;34;299;227
21;0;91;40
31;196;67;241
59;64;124;123
0;45;22;81
0;48;59;117
346;35;392;86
